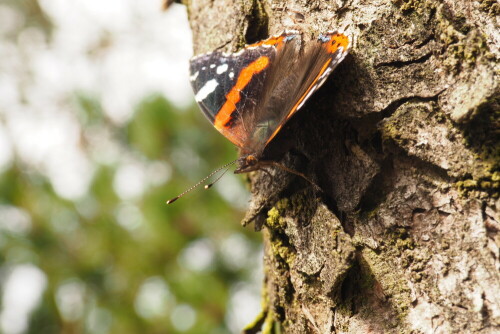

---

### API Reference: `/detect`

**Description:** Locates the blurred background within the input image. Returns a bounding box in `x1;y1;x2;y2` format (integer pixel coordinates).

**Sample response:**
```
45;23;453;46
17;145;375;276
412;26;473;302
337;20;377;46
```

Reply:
0;1;263;333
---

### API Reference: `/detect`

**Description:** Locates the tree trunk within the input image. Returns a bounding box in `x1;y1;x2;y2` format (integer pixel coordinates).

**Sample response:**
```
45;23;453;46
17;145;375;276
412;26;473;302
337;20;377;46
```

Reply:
185;0;499;333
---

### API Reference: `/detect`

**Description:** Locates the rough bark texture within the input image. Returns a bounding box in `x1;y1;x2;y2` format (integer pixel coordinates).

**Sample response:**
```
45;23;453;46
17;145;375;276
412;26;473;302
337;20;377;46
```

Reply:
185;0;499;333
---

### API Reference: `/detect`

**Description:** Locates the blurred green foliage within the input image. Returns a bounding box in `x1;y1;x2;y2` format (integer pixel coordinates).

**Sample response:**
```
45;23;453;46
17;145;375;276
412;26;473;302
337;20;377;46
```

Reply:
0;1;262;333
1;94;262;333
1;98;262;333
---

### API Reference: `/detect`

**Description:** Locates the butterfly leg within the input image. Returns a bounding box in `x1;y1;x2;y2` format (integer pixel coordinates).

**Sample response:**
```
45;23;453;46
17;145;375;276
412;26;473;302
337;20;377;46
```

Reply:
259;167;275;185
269;161;322;192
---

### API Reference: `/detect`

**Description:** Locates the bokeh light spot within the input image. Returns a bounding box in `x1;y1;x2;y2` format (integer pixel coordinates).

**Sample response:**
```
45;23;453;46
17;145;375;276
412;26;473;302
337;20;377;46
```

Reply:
170;304;197;332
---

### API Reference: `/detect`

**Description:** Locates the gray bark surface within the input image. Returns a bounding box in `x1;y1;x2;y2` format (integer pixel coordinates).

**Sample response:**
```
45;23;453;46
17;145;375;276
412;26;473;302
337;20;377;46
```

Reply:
185;0;499;333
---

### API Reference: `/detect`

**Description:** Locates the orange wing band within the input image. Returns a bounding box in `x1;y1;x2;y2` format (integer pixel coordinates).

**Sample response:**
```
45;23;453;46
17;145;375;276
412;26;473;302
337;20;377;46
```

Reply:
214;56;270;145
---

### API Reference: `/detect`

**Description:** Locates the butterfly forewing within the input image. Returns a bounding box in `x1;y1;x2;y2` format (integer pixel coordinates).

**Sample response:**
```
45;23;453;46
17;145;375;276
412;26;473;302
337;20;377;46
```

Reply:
189;40;282;148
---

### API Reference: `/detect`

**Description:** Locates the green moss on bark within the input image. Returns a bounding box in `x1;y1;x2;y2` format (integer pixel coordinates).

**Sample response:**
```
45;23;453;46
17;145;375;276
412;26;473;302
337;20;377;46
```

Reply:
362;248;412;320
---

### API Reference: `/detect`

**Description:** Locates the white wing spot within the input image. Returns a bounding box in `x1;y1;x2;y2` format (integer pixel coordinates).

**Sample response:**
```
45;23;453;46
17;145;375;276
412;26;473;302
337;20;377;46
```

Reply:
216;64;228;74
234;49;244;56
229;72;234;79
189;71;199;81
202;66;206;70
210;64;216;68
195;79;219;102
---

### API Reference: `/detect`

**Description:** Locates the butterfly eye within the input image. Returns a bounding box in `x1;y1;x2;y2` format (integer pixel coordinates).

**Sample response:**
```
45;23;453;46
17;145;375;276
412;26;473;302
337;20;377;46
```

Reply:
246;155;258;165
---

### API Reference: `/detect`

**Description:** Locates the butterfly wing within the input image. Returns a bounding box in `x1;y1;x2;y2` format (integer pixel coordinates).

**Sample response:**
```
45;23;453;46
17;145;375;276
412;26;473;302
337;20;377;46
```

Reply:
189;31;350;154
246;31;350;151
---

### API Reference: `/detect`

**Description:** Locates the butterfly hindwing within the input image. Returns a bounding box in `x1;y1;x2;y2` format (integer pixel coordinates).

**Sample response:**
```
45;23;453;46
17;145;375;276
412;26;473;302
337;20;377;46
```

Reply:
250;31;350;148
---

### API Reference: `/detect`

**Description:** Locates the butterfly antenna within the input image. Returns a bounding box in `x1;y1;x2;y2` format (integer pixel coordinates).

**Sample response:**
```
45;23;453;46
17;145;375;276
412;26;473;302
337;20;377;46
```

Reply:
204;165;232;189
166;159;238;204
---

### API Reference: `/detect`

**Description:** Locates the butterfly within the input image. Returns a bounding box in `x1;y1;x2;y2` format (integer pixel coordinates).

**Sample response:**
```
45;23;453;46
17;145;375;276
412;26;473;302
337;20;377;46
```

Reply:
167;30;350;203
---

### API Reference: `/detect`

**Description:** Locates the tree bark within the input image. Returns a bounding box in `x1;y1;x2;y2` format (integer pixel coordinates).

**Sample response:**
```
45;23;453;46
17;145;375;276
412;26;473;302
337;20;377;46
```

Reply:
185;0;499;333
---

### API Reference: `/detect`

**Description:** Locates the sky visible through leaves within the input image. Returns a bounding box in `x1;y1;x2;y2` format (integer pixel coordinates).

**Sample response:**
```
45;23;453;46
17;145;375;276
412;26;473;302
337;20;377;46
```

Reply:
0;1;262;333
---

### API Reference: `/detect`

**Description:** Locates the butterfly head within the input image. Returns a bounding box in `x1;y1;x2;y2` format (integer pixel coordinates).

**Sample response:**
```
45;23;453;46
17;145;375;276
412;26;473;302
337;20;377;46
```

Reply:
234;154;261;174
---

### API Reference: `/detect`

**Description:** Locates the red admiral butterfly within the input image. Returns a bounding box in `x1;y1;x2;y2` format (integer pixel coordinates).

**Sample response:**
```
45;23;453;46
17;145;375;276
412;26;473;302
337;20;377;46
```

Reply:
167;30;350;204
